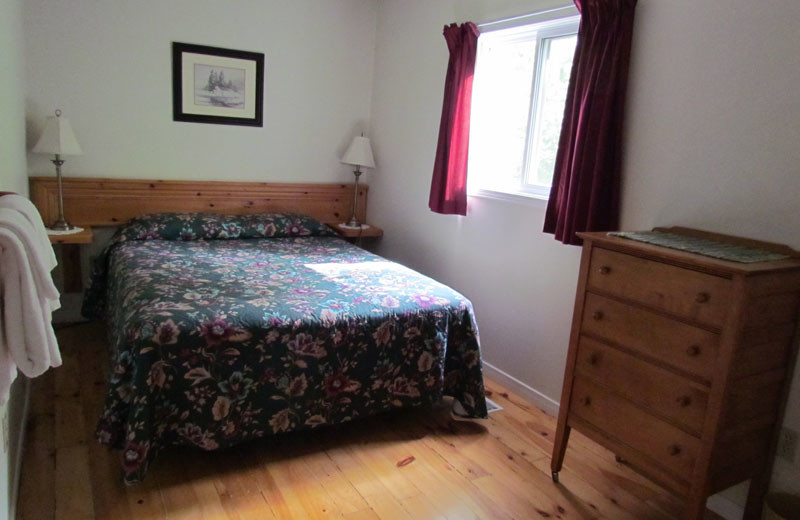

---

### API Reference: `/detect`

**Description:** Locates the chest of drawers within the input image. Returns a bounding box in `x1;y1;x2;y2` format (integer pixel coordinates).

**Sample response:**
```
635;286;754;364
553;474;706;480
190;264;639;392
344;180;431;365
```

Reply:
550;228;800;519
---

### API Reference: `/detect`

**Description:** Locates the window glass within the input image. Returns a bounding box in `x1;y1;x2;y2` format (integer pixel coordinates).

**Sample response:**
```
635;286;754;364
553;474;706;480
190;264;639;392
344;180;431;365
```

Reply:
468;17;579;200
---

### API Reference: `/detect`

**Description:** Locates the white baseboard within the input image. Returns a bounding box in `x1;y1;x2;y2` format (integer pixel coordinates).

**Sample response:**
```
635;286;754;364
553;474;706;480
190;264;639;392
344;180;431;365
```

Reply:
482;361;560;417
706;493;744;520
9;377;31;520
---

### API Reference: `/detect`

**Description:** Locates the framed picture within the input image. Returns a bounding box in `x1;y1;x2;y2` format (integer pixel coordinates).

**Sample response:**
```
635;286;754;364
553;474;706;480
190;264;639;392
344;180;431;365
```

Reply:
172;42;264;127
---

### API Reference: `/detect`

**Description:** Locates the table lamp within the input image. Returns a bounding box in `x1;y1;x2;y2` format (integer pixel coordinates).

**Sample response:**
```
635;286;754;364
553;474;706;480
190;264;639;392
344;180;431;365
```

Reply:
340;135;375;229
32;109;83;231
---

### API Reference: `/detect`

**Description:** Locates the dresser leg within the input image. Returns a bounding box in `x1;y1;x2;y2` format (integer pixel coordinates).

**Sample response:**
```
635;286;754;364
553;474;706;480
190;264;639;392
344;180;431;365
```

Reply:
551;423;571;476
684;493;708;520
743;468;770;519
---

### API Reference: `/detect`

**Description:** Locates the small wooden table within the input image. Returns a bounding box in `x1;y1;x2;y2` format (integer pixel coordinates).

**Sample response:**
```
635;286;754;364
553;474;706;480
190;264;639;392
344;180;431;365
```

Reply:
48;227;93;245
48;227;93;293
330;223;383;246
330;223;383;239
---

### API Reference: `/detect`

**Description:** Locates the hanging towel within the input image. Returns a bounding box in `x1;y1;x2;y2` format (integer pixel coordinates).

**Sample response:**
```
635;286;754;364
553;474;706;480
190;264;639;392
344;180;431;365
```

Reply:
0;189;63;404
0;228;60;378
0;208;61;311
0;335;18;407
0;194;57;271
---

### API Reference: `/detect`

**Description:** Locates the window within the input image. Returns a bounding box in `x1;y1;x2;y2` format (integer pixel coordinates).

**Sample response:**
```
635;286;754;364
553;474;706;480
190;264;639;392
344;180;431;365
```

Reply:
468;14;579;200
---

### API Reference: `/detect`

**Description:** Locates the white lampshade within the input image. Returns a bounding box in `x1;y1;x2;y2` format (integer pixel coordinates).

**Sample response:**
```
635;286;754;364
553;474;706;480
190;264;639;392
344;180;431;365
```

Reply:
341;136;375;169
32;110;83;156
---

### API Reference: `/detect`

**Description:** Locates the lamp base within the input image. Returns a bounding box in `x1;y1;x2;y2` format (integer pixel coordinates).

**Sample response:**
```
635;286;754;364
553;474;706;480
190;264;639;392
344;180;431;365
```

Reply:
49;219;75;232
339;223;371;230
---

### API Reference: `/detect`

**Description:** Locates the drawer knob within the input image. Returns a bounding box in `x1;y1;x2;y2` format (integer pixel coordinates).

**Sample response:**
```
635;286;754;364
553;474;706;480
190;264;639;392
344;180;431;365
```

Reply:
599;266;611;275
695;292;710;304
582;396;592;406
668;444;682;456
589;352;601;365
677;395;692;407
592;310;604;321
686;345;701;357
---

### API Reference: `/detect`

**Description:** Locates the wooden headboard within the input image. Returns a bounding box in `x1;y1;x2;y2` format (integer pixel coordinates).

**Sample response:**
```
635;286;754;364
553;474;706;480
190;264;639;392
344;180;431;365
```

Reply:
29;177;367;228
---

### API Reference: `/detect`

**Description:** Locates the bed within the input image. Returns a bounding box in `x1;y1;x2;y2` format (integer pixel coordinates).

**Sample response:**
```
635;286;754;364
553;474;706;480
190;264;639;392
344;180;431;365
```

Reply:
82;212;487;483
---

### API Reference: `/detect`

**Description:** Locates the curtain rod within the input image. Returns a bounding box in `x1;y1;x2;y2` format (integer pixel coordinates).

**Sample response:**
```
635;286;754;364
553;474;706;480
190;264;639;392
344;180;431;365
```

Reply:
477;5;575;29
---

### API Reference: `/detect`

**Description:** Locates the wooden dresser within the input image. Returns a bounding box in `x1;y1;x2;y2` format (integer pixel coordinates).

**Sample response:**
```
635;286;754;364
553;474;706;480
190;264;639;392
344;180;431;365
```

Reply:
551;227;800;519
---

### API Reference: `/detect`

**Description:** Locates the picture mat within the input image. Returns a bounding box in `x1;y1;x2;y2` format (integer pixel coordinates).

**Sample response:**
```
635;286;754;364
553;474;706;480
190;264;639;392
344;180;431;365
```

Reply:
193;64;246;109
181;52;257;119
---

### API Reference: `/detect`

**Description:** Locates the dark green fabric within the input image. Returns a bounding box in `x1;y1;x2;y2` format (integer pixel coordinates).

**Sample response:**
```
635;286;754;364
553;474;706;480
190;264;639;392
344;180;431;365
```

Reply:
84;213;487;483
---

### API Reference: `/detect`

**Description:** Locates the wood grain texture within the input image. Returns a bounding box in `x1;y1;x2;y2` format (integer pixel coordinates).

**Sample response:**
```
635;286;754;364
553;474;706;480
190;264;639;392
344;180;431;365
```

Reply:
569;377;701;476
553;229;800;520
575;337;709;436
16;322;727;520
587;247;732;328
581;230;800;275
330;223;384;238
29;177;369;227
581;292;720;381
48;228;94;244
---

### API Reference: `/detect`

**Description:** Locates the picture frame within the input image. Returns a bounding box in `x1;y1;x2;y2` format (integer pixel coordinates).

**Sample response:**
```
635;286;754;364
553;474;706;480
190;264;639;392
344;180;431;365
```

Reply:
172;42;264;127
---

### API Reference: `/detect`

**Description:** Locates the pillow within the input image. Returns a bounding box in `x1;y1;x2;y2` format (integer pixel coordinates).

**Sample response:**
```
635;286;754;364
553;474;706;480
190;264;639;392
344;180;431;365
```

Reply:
113;212;334;243
82;212;334;321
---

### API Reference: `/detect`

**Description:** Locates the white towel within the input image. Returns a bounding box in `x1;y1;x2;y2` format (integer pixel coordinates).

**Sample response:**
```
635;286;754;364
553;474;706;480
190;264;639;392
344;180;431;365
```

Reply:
0;228;60;372
0;208;61;312
0;228;61;401
0;334;18;407
0;194;57;271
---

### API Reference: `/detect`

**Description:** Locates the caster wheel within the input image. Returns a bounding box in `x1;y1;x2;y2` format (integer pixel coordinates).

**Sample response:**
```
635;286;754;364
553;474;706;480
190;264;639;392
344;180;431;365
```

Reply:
552;471;559;483
615;455;627;464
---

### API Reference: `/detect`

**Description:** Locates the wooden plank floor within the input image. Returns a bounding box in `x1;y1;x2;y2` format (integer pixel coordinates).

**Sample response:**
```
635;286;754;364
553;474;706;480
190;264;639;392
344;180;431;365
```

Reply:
17;323;724;519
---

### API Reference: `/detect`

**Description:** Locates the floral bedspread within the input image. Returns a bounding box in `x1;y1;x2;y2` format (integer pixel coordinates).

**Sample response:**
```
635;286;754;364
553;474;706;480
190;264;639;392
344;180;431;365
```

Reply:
84;213;487;483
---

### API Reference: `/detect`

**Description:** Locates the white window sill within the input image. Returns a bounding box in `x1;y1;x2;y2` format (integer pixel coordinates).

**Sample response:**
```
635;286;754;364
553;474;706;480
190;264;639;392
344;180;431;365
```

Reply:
468;188;549;208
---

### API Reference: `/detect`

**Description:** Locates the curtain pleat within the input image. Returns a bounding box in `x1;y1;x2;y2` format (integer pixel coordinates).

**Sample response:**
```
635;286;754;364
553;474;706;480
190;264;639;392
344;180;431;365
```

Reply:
543;0;638;244
429;22;479;216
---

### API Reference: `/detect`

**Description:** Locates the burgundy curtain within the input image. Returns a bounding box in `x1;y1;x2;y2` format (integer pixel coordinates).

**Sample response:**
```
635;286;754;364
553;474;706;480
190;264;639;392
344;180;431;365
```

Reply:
543;0;638;245
429;22;479;216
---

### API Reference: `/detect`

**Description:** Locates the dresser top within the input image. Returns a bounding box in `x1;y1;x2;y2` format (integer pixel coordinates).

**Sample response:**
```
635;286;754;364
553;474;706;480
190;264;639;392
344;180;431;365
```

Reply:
579;227;800;276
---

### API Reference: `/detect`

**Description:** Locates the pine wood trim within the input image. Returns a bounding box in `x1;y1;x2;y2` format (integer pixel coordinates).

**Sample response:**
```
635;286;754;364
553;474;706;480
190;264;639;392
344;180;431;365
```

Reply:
578;230;800;276
555;228;800;519
28;177;369;228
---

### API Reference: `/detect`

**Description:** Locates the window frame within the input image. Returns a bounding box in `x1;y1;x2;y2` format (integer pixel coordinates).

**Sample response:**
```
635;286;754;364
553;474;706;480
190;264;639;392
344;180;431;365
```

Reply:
468;12;580;202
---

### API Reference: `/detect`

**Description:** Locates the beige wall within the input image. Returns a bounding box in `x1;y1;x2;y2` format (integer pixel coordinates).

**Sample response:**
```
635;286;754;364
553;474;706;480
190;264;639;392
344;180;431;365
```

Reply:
23;0;378;184
0;0;30;517
1;0;28;196
367;0;800;514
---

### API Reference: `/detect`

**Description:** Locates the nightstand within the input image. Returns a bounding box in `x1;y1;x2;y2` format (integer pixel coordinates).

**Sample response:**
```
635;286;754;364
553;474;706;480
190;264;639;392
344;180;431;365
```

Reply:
331;223;383;238
330;223;383;247
48;227;93;292
47;227;93;245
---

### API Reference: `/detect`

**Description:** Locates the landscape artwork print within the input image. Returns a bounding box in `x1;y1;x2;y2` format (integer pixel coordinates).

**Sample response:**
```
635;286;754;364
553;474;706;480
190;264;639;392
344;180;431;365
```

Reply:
173;42;264;127
194;64;246;109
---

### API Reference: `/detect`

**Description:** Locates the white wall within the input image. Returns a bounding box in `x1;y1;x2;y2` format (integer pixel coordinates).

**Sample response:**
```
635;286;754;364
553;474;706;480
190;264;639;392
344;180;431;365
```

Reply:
23;0;378;183
0;0;31;517
23;0;379;324
368;0;581;412
368;0;800;513
1;0;28;196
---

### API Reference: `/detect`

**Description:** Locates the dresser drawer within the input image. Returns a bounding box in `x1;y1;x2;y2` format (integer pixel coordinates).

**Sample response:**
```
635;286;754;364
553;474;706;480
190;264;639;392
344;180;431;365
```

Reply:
569;377;700;476
575;337;708;435
587;247;731;327
581;293;719;380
